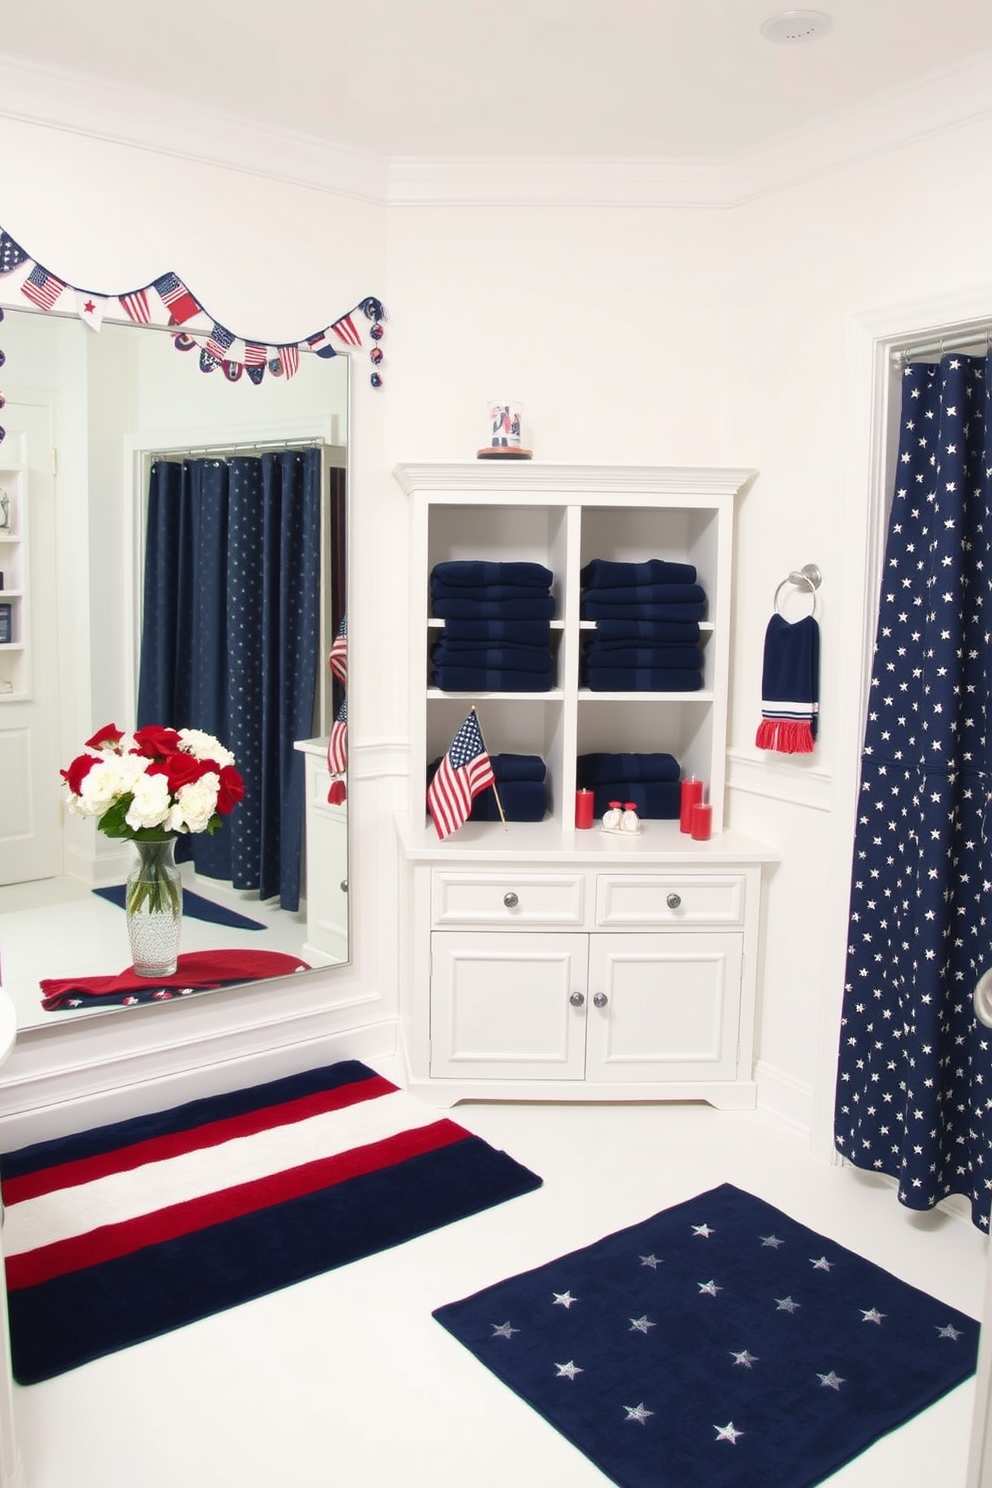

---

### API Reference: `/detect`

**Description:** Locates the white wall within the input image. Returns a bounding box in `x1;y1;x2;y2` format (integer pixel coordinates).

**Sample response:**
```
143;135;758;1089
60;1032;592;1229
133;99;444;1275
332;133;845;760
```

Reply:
1;102;991;1146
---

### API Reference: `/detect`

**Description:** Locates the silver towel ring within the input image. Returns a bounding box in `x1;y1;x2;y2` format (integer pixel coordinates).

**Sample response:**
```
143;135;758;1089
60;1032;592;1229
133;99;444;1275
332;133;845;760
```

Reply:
774;563;822;618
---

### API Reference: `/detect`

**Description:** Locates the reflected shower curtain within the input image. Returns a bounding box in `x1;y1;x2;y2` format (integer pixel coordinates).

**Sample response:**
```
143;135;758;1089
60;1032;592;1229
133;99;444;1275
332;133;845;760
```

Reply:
835;353;992;1230
137;449;322;911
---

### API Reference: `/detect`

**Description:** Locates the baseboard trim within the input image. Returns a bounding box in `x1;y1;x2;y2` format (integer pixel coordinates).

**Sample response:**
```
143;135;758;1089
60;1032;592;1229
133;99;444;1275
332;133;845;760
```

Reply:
0;1015;397;1150
755;1058;815;1134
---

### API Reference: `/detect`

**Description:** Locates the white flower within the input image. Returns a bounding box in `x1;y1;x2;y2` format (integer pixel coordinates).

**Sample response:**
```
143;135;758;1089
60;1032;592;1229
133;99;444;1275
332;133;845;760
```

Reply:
124;770;173;832
179;729;235;769
175;773;220;833
77;754;146;817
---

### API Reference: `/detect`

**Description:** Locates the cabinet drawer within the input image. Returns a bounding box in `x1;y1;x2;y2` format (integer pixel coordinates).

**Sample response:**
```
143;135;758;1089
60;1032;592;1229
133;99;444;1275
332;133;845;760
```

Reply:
595;874;745;928
433;872;586;928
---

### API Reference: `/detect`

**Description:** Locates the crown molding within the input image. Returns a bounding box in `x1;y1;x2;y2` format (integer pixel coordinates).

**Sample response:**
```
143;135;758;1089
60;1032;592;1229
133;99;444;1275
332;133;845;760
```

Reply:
0;52;389;205
2;46;992;209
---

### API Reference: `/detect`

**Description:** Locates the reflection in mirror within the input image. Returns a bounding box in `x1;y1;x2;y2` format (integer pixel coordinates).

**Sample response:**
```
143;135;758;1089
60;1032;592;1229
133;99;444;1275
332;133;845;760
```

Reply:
0;308;349;1030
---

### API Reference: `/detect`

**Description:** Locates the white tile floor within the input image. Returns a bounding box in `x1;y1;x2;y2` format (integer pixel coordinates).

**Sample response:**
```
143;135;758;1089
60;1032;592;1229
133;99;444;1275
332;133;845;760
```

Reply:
8;1067;988;1488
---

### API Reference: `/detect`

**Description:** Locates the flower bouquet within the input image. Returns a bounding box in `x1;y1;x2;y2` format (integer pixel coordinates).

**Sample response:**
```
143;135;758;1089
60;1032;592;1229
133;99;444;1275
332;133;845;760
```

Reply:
61;724;245;975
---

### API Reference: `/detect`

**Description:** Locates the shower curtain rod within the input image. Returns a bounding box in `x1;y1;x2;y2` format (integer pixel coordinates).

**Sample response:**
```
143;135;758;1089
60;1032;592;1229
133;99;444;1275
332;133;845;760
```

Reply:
150;437;326;460
893;327;992;363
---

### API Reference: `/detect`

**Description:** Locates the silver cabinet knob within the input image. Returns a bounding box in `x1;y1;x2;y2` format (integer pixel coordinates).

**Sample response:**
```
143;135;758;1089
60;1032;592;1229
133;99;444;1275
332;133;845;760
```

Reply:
593;992;608;1009
340;880;348;893
503;891;519;909
666;892;682;909
569;991;585;1007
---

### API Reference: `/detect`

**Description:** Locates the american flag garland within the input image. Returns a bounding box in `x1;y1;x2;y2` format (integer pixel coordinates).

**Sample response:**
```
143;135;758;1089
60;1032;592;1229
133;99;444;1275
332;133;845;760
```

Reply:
0;227;387;436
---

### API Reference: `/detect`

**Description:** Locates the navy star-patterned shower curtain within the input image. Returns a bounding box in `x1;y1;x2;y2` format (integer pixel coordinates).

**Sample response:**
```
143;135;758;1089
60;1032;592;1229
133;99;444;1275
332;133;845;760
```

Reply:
835;352;992;1230
136;448;322;911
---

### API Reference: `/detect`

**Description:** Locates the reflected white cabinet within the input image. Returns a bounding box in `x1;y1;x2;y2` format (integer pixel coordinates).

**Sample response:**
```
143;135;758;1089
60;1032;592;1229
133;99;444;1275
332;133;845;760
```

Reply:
295;739;348;965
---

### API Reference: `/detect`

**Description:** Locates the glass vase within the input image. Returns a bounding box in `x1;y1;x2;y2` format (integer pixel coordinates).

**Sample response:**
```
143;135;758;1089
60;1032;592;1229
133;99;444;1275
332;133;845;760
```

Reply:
125;836;182;977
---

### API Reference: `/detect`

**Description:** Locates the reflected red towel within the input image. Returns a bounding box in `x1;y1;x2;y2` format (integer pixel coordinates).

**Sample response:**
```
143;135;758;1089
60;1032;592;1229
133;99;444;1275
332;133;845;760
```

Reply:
41;949;310;1011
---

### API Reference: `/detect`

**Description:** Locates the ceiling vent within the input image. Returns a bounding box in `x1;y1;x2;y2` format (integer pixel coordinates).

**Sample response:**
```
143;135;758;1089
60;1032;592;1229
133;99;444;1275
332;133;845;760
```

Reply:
760;10;834;44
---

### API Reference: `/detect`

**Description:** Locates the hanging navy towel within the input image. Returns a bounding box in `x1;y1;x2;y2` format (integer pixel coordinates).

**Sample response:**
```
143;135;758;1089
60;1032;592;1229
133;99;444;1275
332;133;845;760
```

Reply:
755;612;820;753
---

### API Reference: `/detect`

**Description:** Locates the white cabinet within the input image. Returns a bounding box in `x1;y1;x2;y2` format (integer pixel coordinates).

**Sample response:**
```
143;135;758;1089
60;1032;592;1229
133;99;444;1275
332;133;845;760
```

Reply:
431;928;743;1085
393;463;774;1108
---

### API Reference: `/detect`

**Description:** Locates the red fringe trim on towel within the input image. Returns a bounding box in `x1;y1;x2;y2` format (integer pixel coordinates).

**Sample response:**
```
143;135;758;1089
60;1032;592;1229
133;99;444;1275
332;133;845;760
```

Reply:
755;718;815;754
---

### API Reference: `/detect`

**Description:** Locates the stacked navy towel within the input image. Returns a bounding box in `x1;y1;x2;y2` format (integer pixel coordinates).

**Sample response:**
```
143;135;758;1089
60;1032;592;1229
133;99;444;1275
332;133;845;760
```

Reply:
576;751;681;819
430;560;555;692
425;752;548;822
580;558;706;691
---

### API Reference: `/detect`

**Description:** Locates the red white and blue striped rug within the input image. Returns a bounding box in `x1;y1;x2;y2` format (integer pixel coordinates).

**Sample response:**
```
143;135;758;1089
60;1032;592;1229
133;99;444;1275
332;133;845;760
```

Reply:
0;1060;542;1384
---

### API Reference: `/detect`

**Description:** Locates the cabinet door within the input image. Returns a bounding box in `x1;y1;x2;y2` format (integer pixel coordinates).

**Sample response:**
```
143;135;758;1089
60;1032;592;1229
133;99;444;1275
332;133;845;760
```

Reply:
430;932;588;1081
585;932;742;1083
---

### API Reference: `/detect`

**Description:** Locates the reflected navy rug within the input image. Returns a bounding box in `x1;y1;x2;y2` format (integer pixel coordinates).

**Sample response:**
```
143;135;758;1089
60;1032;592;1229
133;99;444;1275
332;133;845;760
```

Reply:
433;1182;979;1488
93;883;265;931
0;1060;542;1384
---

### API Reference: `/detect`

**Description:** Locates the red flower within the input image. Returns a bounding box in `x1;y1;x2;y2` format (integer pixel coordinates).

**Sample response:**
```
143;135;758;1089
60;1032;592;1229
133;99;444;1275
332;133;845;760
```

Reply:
132;724;183;759
85;723;124;751
216;765;246;814
61;753;99;795
147;752;209;792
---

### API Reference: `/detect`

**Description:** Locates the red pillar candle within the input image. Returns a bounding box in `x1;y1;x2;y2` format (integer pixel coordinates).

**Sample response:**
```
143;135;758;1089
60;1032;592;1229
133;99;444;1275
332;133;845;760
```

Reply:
691;802;713;841
679;777;703;833
575;789;595;829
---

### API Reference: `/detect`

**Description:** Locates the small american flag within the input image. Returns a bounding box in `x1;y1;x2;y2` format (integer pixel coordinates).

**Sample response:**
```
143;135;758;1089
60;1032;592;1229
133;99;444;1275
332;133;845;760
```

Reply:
0;232;28;274
306;329;338;359
276;344;300;379
118;289;151;323
331;314;362;348
153;272;200;324
327;697;348;776
329;614;348;686
21;264;66;311
244;342;268;367
427;711;495;840
206;323;234;361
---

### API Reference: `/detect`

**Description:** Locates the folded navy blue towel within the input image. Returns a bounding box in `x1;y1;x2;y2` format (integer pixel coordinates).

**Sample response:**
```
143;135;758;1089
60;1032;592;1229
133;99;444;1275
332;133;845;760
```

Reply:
586;781;681;819
469;781;547;822
433;595;557;620
593;618;702;642
431;560;553;590
431;643;553;673
584;645;702;670
578;753;681;785
490;753;547;782
584;668;702;691
581;599;705;622
432;666;554;692
440;619;552;645
580;582;705;607
580;558;697;589
432;579;554;602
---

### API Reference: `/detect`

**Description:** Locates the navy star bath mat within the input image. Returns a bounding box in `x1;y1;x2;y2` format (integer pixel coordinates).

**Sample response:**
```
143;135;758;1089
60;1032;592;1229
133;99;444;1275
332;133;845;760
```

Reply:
433;1183;979;1488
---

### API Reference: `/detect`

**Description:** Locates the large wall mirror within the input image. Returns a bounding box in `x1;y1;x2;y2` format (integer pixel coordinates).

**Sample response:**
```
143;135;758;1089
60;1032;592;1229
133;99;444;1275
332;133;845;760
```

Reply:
0;304;350;1032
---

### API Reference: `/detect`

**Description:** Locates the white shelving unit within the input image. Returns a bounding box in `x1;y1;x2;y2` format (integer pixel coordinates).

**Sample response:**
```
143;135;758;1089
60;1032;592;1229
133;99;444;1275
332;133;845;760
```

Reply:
393;463;775;1109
